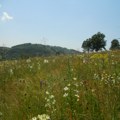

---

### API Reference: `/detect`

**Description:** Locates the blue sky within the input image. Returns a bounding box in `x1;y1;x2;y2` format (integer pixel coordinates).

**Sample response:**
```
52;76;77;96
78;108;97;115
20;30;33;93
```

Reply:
0;0;120;51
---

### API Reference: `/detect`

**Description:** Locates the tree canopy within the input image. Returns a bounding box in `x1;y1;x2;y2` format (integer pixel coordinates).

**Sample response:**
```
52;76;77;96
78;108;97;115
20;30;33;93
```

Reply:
82;38;91;52
82;32;106;52
110;39;120;50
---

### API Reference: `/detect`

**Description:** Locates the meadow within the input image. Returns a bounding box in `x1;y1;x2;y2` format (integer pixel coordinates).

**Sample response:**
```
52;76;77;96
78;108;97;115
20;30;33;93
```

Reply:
0;51;120;120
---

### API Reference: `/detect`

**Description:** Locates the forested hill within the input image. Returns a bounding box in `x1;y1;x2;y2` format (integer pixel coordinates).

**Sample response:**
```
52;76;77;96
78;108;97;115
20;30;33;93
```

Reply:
0;43;80;60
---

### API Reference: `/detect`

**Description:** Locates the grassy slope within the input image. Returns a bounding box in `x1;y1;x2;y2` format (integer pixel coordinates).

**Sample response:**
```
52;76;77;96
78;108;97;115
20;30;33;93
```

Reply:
0;51;120;120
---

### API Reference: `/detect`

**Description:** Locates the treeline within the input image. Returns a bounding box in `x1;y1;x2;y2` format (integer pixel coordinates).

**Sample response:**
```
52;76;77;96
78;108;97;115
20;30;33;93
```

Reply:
0;43;79;60
0;32;119;60
82;32;120;52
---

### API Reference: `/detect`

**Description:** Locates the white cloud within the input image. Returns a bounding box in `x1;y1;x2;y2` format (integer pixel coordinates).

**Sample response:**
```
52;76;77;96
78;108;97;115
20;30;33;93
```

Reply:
1;12;13;21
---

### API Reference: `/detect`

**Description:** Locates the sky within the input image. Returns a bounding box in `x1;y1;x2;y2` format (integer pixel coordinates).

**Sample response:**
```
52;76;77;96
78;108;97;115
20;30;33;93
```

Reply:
0;0;120;51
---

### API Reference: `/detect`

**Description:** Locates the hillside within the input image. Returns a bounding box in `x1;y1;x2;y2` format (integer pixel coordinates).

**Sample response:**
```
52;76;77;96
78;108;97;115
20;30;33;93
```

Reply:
0;43;80;60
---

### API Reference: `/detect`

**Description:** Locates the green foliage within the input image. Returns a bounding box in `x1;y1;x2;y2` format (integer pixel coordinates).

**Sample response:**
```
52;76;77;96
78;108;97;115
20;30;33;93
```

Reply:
91;32;106;51
110;39;120;50
0;51;120;120
82;38;91;52
82;32;106;52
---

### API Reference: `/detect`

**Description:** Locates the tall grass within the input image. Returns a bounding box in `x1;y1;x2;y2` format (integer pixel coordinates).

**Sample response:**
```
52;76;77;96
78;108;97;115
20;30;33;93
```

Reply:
0;51;120;120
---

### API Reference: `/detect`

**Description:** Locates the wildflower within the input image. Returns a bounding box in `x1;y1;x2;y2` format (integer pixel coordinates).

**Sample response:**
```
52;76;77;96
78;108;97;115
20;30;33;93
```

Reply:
37;114;50;120
45;92;56;113
91;89;95;93
118;77;120;80
29;65;33;69
74;83;79;87
75;94;79;98
112;79;115;84
38;63;41;70
26;59;31;63
73;77;77;81
31;114;50;120
52;99;56;104
46;91;49;95
80;81;83;86
31;117;37;120
83;59;86;63
67;83;71;87
15;60;18;63
44;59;49;63
64;86;69;91
74;90;79;93
0;112;2;116
49;95;54;99
94;74;99;80
46;99;50;102
9;69;13;75
63;93;68;97
45;103;51;107
53;108;56;112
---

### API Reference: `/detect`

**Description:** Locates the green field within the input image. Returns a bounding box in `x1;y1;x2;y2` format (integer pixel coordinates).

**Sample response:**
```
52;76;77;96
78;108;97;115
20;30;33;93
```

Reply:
0;51;120;120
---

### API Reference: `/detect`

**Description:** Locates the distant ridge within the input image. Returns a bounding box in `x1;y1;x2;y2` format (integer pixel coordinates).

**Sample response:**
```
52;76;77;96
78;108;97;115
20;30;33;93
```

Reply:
0;43;80;60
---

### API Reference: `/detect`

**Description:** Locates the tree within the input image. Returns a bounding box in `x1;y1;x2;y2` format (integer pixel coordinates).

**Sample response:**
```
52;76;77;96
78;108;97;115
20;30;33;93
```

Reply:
110;39;120;50
82;38;91;52
82;32;106;52
90;32;106;51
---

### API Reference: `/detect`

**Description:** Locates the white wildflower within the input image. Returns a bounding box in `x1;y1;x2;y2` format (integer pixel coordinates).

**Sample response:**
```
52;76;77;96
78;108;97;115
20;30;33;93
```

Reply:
80;81;83;86
45;92;56;113
73;77;77;81
67;83;71;87
46;91;49;95
31;117;37;120
15;60;18;63
49;95;54;99
45;103;51;107
74;90;79;93
29;65;33;69
64;86;69;91
74;83;79;87
63;93;68;97
44;59;49;63
26;59;31;63
31;114;50;120
83;59;86;63
46;99;50;102
91;89;95;93
38;114;50;120
75;94;79;98
9;69;13;75
52;99;56;104
53;108;56;112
